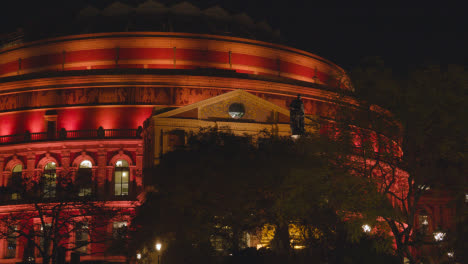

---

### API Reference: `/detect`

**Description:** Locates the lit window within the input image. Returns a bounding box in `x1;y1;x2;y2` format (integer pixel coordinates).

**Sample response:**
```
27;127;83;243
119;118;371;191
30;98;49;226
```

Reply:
10;165;22;200
75;222;89;254
77;160;92;197
43;162;56;198
38;223;51;257
114;160;129;196
79;160;92;169
418;215;429;226
418;213;430;234
112;221;127;240
115;160;128;168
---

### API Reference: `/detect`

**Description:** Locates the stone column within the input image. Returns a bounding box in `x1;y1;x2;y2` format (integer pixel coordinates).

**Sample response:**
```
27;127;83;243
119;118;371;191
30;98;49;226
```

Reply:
26;153;36;182
135;145;143;187
61;150;71;177
96;148;107;200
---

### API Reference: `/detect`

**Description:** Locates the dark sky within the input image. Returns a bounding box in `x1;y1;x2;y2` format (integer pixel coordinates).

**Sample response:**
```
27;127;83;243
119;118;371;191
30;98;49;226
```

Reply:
1;1;466;70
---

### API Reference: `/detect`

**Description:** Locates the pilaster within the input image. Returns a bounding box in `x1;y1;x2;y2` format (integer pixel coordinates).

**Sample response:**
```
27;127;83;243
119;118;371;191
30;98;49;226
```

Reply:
97;148;107;187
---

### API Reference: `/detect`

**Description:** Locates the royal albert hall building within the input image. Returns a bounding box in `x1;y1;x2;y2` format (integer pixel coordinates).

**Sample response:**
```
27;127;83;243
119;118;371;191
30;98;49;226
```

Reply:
0;1;452;263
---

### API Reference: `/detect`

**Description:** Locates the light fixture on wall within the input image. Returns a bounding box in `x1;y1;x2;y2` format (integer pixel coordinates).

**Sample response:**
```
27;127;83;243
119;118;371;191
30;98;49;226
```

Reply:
362;224;371;233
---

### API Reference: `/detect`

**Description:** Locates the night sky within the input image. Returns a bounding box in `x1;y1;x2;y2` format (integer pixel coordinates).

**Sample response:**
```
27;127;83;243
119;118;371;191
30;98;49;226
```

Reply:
1;1;466;71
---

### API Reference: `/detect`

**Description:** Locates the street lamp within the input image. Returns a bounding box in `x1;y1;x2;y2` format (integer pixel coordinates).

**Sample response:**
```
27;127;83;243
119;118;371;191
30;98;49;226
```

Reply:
136;253;141;260
155;243;162;264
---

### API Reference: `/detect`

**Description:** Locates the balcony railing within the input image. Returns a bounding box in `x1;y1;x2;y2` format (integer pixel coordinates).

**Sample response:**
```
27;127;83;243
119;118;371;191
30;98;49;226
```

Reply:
0;181;141;205
0;126;142;145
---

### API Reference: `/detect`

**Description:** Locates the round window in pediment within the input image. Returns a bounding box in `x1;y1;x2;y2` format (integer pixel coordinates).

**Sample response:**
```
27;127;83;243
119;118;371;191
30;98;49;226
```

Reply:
228;103;245;119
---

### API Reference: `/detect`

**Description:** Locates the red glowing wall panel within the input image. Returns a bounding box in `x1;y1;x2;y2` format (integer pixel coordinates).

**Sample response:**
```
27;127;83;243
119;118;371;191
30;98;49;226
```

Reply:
56;106;153;131
0;61;18;75
232;53;277;71
0;110;45;136
235;69;254;74
175;49;228;63
148;64;176;69
65;49;116;63
118;64;145;69
65;66;88;71
0;48;330;85
175;65;198;70
119;48;173;60
21;53;62;70
91;65;116;70
0;107;153;136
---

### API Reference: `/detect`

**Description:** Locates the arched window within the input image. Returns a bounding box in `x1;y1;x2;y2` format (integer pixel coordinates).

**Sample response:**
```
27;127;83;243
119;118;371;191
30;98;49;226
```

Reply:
10;165;22;200
114;160;129;196
77;160;92;197
43;162;56;198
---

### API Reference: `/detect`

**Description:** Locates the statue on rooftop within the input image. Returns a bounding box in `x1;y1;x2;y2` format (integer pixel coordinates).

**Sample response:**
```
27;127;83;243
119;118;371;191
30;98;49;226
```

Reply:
289;94;305;136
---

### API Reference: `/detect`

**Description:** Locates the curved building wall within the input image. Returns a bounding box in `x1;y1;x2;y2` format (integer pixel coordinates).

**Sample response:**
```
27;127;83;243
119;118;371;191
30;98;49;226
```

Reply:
0;32;351;90
0;32;402;262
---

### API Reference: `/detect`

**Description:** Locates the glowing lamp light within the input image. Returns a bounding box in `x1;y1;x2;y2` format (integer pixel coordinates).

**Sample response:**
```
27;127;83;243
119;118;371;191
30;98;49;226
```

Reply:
420;215;429;226
362;224;371;233
291;135;300;140
433;231;446;242
447;251;454;258
155;243;162;251
136;253;141;260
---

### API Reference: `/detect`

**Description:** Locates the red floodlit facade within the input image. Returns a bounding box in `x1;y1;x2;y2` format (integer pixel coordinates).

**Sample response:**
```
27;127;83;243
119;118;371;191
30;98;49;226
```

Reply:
0;27;447;262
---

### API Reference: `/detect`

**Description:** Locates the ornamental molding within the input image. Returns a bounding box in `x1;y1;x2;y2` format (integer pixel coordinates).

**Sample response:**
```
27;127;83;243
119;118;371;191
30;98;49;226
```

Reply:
154;89;290;119
109;151;133;166
4;156;24;172
37;154;59;169
72;152;96;167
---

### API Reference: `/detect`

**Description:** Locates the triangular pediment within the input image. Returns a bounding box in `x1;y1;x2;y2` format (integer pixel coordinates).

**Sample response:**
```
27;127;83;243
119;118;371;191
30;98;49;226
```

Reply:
153;90;290;124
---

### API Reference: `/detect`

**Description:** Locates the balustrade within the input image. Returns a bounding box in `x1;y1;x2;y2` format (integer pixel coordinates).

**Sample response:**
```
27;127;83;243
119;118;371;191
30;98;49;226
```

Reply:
0;127;142;145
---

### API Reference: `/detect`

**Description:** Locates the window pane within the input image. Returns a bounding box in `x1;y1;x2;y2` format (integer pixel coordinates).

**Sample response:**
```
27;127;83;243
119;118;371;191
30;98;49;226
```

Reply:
114;168;129;196
76;222;89;254
76;166;92;197
115;171;122;184
43;163;56;198
115;160;129;168
112;222;127;239
10;166;22;200
115;183;121;196
12;164;22;173
79;160;92;168
38;224;51;257
5;226;17;259
79;188;92;197
122;183;129;195
45;162;56;170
